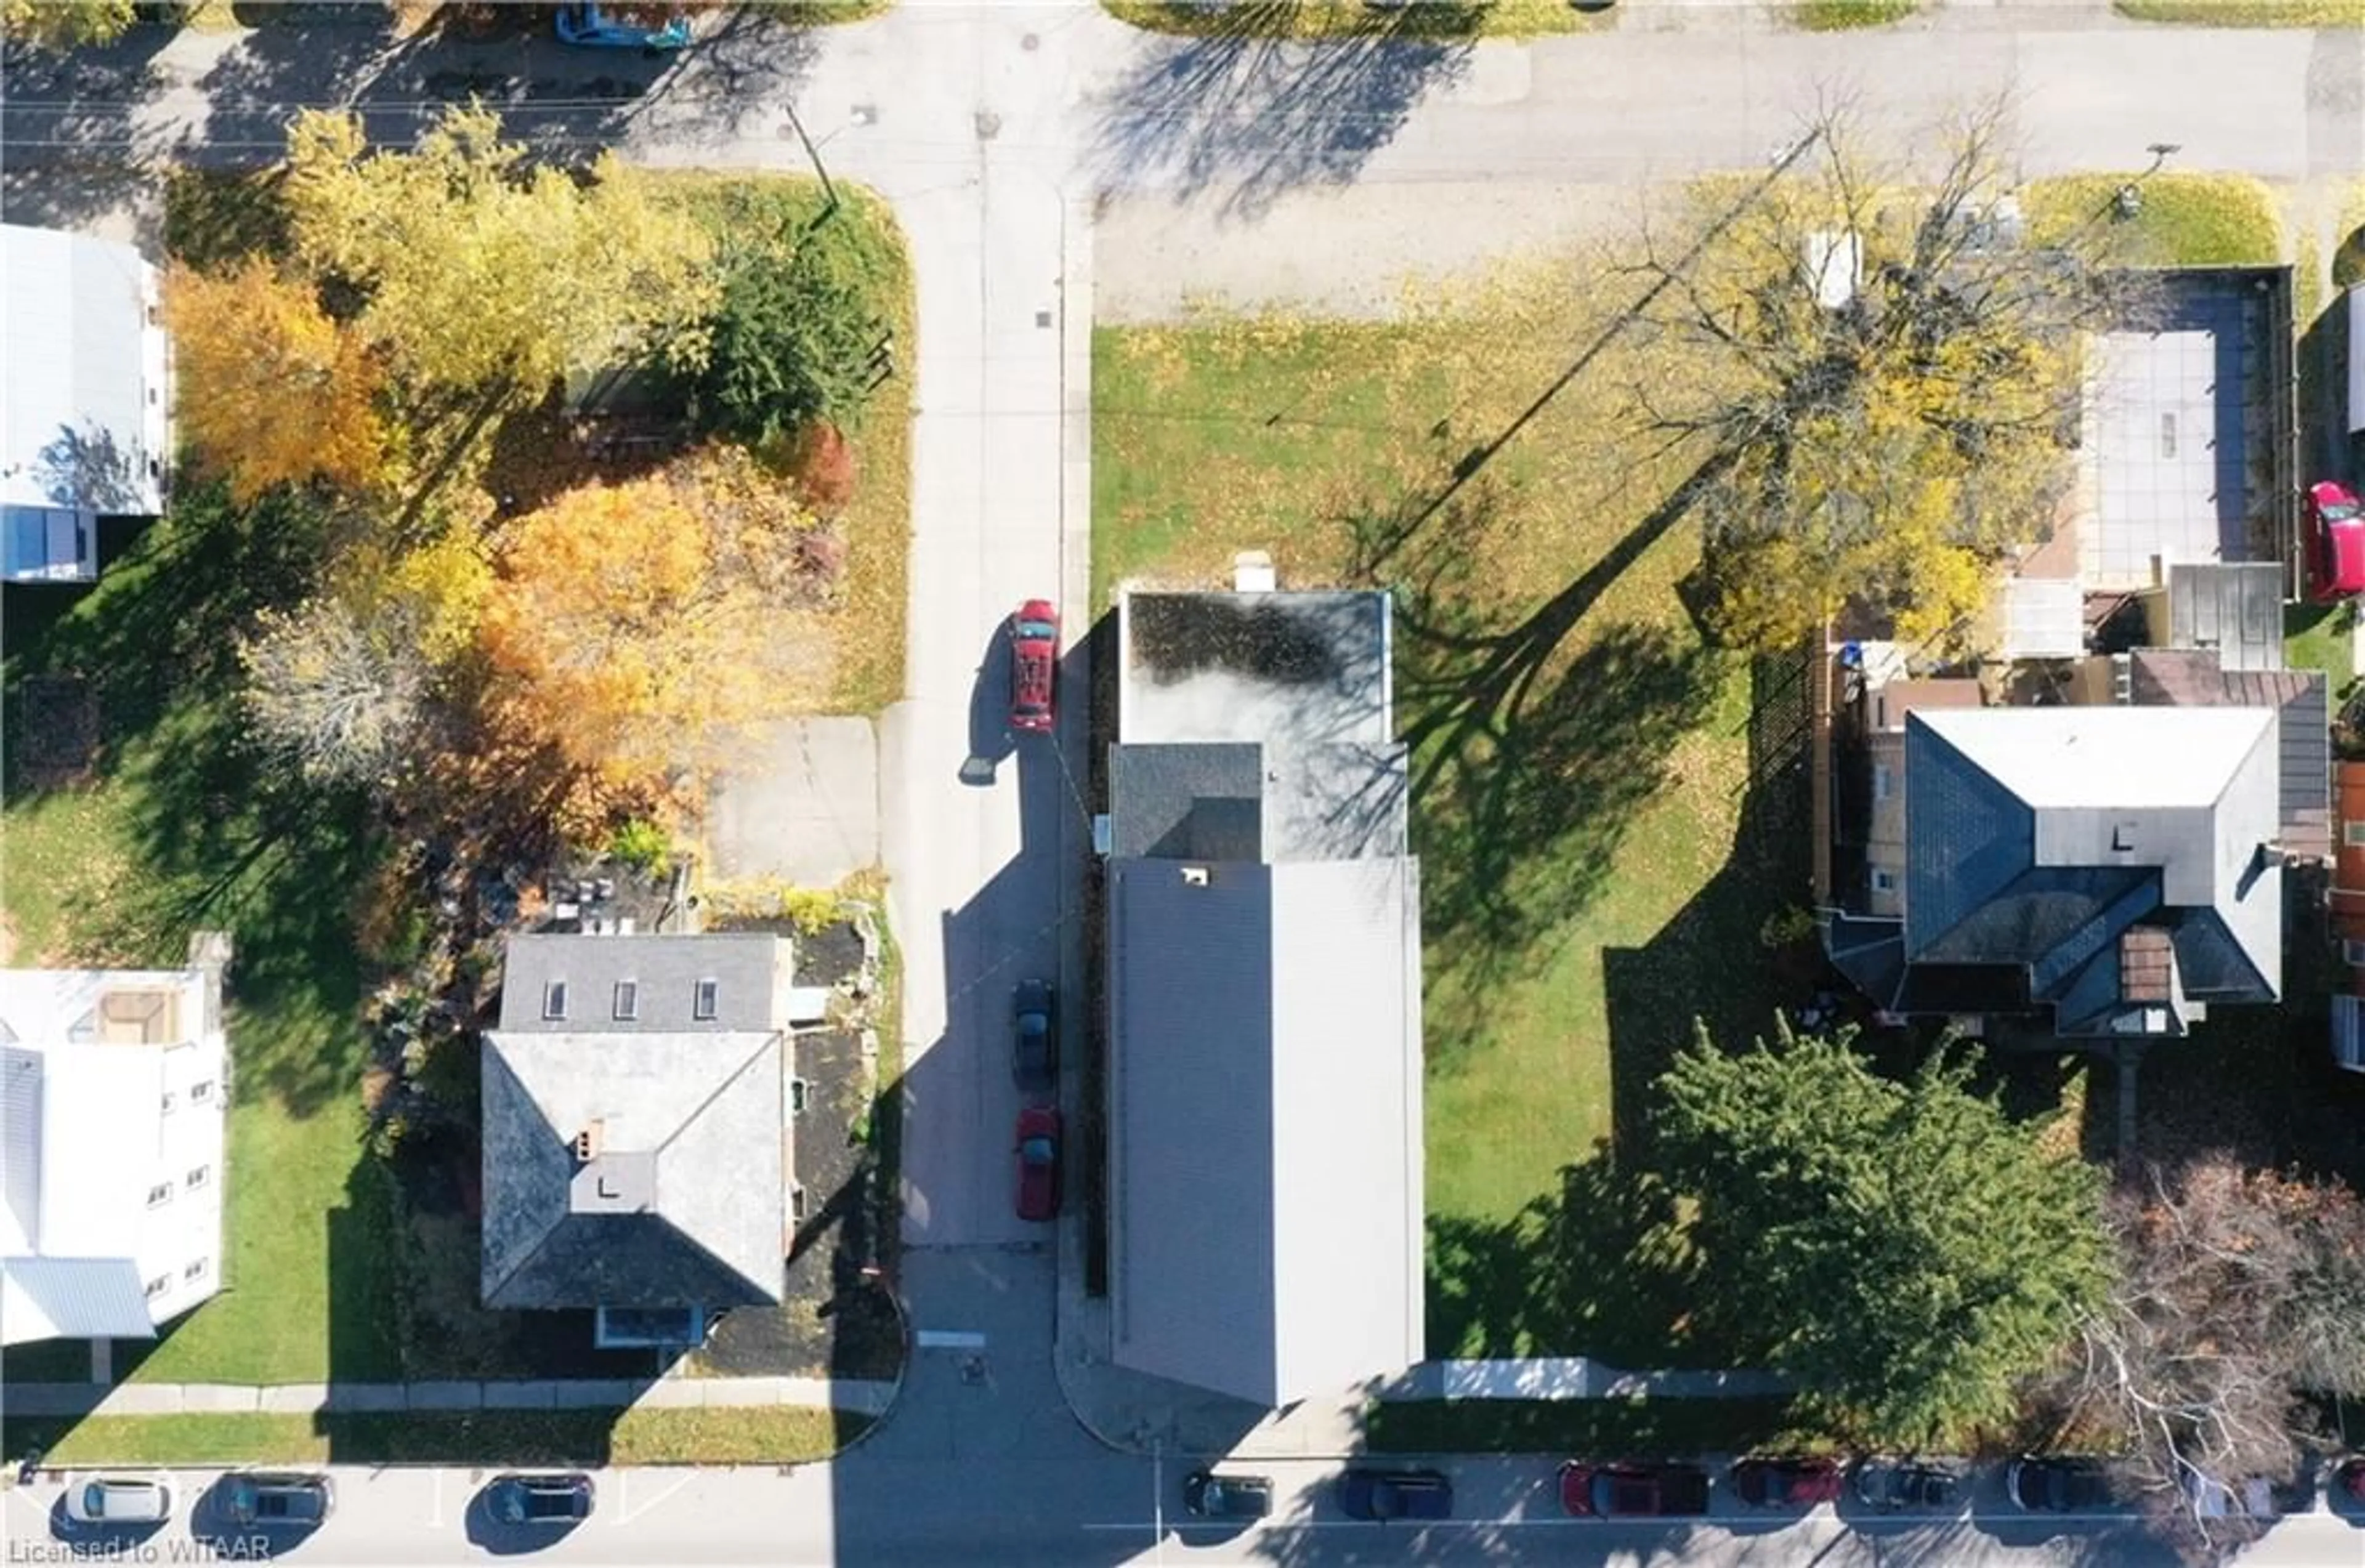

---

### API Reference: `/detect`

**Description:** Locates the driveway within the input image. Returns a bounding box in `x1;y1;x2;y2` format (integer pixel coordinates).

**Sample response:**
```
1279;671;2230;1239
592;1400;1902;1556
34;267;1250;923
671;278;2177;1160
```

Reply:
705;716;880;888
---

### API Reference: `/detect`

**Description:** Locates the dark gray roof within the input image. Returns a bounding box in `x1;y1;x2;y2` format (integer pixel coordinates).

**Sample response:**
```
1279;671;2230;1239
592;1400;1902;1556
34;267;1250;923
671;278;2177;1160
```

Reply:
498;934;788;1034
1108;743;1264;860
1106;857;1423;1408
1891;708;2281;1034
480;1030;784;1311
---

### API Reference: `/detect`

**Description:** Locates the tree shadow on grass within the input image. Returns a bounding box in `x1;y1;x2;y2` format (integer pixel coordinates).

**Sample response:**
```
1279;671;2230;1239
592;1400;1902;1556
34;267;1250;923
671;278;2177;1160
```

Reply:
3;482;374;1118
1598;649;1814;1152
1089;3;1481;222
1428;1145;1709;1365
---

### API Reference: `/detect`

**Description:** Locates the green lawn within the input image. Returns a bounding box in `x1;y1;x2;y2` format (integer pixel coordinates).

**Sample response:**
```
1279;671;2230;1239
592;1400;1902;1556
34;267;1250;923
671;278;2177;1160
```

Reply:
2115;0;2364;21
4;1407;871;1467
1102;0;1611;38
2022;172;2285;267
1094;296;1800;1365
1;485;405;1384
1791;0;1918;26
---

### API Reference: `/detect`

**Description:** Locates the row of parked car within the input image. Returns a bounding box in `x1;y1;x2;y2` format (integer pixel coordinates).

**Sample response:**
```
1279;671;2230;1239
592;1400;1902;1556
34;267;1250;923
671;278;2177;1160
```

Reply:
1181;1455;2365;1522
63;1471;594;1530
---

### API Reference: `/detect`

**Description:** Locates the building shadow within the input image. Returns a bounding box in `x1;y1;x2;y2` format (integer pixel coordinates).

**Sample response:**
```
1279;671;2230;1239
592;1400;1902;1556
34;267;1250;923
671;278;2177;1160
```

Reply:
1088;4;1481;222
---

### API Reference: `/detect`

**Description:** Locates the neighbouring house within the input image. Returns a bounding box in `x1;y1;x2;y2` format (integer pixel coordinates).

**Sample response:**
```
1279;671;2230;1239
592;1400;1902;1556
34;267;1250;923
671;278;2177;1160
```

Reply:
2;224;171;584
1825;695;2284;1037
0;950;229;1346
1100;572;1424;1408
481;932;795;1349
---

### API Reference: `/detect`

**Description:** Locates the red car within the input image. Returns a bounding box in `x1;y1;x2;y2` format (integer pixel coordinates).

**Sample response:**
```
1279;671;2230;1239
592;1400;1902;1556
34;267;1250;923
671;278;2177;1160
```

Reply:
1731;1457;1843;1508
1014;1105;1062;1221
2308;480;2365;602
1559;1461;1710;1518
1008;599;1059;733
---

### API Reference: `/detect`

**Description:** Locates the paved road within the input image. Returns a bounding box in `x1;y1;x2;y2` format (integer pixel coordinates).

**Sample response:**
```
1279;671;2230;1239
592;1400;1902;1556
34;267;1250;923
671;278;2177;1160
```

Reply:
6;5;2364;1564
19;1454;2365;1566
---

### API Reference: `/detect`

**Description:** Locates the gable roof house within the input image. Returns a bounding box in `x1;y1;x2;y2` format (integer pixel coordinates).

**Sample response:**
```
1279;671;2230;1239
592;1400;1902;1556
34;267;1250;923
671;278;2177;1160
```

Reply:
1825;705;2282;1037
482;932;793;1347
1103;584;1424;1408
0;960;228;1346
2;224;171;583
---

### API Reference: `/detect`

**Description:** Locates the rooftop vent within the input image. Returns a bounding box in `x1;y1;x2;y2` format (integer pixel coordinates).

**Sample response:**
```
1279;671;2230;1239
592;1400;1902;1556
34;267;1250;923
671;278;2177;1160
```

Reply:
1181;866;1211;888
575;1119;605;1163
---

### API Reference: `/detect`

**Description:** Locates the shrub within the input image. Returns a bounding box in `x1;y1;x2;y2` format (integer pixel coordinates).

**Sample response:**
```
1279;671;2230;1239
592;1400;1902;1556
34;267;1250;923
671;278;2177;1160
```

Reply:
786;421;857;512
608;817;672;875
781;885;842;935
692;228;881;447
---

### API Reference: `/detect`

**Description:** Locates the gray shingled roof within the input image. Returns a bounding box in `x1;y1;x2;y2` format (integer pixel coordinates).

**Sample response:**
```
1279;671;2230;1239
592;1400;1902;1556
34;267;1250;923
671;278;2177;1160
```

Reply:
480;1030;784;1311
1107;857;1423;1408
1901;707;2280;1035
498;934;789;1034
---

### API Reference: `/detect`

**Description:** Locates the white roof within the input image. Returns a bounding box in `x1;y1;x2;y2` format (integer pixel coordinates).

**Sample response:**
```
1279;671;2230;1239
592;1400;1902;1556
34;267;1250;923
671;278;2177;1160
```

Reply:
1916;706;2276;812
0;968;227;1343
1;223;168;517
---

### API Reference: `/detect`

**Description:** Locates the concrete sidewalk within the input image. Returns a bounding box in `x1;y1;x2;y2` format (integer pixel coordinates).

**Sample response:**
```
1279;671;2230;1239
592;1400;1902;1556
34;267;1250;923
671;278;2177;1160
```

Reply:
4;1375;899;1420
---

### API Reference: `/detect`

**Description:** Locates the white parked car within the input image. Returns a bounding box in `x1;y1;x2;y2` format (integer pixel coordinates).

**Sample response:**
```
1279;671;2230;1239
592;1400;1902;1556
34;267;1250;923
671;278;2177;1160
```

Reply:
64;1474;173;1525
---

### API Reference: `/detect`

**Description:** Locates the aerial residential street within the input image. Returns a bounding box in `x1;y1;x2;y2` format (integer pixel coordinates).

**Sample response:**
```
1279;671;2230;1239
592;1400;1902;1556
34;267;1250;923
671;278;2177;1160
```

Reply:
5;1;2365;1563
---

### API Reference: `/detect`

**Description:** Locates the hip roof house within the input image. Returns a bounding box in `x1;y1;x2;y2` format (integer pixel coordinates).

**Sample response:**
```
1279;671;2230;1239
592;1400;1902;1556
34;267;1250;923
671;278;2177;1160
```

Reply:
482;932;793;1347
1827;705;2282;1036
1104;586;1425;1408
0;958;228;1346
2;224;171;583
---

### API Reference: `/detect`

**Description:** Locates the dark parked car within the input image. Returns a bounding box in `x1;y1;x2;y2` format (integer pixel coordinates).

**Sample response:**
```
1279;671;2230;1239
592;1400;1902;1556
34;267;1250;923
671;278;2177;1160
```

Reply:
217;1471;334;1527
2310;480;2365;603
1337;1468;1452;1521
1013;978;1057;1095
1008;599;1059;733
485;1473;595;1526
1184;1471;1274;1519
1851;1459;1963;1511
1732;1457;1843;1508
1559;1460;1710;1518
1014;1105;1062;1221
2007;1457;2116;1512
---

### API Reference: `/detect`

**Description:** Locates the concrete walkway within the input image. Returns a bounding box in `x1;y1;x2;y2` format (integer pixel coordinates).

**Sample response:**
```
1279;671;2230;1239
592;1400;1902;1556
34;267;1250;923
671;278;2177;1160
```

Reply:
3;1376;899;1420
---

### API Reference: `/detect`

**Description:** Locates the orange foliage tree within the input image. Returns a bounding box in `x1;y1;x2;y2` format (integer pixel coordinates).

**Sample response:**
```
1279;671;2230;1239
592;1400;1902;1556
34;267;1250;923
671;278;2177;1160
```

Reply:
477;448;833;783
163;258;389;504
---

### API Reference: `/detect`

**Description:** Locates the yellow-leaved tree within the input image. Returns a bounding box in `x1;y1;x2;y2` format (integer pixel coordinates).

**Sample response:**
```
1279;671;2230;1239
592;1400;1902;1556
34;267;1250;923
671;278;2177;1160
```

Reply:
1;0;134;48
478;448;834;782
1627;100;2122;655
283;105;718;403
162;258;390;504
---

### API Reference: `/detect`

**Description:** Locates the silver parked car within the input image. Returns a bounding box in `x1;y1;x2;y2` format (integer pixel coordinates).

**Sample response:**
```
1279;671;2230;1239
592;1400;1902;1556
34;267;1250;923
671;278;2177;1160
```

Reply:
65;1474;173;1525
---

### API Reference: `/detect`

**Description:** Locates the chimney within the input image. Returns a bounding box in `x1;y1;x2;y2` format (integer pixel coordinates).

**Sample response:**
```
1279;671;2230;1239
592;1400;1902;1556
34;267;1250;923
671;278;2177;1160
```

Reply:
575;1119;605;1163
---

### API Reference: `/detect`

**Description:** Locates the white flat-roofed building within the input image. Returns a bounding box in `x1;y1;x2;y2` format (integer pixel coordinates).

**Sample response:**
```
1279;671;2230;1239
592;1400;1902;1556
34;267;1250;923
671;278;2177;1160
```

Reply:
0;963;228;1345
2;223;172;583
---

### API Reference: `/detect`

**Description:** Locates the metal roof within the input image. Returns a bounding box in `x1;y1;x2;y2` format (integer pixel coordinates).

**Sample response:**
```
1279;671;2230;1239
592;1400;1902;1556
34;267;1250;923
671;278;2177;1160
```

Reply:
1;1257;155;1344
1106;857;1424;1408
2168;564;2284;671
